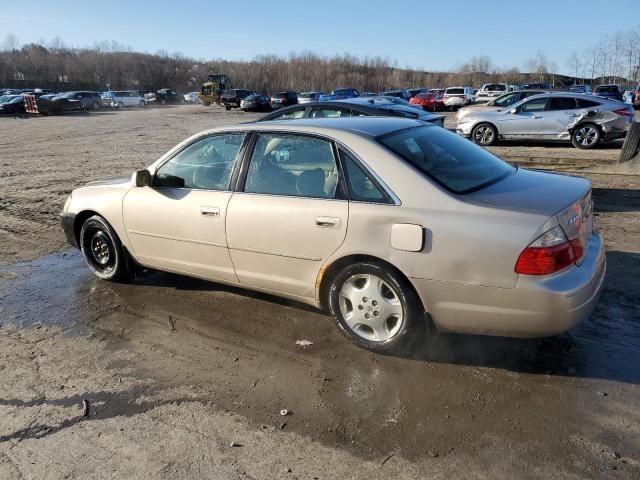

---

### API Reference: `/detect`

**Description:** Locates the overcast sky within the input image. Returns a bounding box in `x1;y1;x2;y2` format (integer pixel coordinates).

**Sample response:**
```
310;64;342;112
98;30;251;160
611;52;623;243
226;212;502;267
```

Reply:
2;0;638;74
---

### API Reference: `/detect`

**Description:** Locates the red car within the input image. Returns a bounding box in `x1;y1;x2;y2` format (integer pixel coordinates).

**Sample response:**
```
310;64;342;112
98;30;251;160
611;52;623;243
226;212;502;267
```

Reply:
409;92;444;112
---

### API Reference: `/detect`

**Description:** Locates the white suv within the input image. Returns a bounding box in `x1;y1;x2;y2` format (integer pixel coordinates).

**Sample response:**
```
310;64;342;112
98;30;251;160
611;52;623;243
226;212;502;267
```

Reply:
443;86;475;110
476;83;509;103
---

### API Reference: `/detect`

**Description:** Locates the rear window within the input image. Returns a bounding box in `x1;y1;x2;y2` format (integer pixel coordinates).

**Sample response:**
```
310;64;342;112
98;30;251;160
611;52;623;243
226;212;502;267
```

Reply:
378;126;515;194
446;88;464;95
484;84;506;91
595;85;620;93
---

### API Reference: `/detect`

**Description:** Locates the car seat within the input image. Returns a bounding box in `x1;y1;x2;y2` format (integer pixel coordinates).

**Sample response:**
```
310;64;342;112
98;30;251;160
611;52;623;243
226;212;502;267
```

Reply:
296;168;326;197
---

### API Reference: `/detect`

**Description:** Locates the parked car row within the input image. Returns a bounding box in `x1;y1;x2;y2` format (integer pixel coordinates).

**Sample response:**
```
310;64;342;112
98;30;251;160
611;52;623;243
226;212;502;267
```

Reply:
0;87;192;115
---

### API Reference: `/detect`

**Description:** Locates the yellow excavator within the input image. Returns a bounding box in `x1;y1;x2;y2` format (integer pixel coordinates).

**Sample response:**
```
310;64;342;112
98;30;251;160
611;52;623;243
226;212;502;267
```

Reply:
198;74;230;106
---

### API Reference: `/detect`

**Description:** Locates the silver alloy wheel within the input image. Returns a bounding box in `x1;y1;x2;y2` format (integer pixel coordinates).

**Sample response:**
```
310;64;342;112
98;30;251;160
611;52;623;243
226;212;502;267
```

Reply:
575;126;598;146
338;274;404;342
474;125;495;145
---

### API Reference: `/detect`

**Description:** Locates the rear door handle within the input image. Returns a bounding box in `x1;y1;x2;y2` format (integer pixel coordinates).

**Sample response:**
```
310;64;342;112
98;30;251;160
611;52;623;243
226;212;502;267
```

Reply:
315;216;341;228
200;206;220;217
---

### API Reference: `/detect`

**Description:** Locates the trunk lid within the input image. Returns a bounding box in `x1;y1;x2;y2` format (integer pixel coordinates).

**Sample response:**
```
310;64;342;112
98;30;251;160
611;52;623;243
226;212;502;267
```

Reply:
466;168;593;265
465;168;590;216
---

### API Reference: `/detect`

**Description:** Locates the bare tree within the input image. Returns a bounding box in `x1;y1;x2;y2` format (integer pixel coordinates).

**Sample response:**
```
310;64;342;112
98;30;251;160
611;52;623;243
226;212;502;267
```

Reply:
2;33;19;52
567;51;581;84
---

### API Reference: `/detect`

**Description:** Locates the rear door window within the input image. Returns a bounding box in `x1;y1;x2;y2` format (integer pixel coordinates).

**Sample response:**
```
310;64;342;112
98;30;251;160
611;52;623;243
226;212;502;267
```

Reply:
244;134;338;199
340;149;389;203
548;97;578;110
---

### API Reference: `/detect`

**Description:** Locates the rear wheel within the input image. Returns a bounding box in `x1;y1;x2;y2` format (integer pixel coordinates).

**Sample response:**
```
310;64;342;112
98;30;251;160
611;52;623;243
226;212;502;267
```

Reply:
471;122;498;146
572;123;600;149
79;215;130;282
328;262;424;353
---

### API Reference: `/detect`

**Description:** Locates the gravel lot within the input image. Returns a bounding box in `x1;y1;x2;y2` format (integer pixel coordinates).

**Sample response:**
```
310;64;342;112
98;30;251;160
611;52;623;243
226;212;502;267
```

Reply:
1;105;639;479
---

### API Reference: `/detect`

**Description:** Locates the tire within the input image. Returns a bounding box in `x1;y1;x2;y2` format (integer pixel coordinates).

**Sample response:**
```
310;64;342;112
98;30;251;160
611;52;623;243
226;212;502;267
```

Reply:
471;122;498;146
328;261;425;353
619;122;640;162
225;106;231;111
92;102;100;110
139;101;145;107
571;123;601;149
117;101;125;108
79;215;131;282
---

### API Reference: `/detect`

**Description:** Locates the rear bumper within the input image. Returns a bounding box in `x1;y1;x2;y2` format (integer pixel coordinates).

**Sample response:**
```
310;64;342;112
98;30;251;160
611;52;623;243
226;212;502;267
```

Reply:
411;232;606;338
60;212;78;248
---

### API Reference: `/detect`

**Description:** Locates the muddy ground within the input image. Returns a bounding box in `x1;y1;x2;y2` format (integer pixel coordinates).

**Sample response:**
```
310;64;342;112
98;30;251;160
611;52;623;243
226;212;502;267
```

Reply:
0;106;639;479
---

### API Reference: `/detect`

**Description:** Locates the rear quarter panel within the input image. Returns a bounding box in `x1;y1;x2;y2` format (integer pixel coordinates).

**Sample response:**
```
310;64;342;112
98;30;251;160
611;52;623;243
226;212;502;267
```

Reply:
324;139;552;290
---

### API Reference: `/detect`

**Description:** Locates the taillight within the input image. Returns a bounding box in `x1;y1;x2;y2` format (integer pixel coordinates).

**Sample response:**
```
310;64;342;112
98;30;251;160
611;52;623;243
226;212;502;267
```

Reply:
515;226;582;275
613;108;634;117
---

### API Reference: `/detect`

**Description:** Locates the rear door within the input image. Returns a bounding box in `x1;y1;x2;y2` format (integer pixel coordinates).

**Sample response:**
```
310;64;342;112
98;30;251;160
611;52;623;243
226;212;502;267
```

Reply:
225;132;348;299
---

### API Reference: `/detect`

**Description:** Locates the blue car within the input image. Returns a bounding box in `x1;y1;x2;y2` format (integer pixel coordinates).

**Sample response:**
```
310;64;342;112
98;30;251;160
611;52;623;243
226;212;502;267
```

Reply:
318;88;360;101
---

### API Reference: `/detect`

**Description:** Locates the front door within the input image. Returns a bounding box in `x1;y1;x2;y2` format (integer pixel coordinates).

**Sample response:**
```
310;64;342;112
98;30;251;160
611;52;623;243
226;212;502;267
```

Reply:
122;132;246;282
226;132;348;299
499;96;549;138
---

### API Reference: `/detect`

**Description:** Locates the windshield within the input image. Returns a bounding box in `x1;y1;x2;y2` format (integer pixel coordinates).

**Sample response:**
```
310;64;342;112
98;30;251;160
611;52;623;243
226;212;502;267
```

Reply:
378;126;515;194
493;93;520;107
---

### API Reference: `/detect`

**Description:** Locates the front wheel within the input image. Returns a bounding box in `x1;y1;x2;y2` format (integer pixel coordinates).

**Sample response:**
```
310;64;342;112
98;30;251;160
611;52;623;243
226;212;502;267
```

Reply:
471;122;498;146
79;215;130;282
328;262;424;353
572;123;601;149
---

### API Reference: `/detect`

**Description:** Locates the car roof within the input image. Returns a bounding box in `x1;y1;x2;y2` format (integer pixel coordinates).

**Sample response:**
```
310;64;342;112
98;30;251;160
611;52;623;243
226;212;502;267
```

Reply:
232;116;425;137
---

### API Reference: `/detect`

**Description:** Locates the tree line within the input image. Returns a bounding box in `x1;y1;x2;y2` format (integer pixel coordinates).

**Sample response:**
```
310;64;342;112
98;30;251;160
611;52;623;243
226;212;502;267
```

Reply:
1;27;639;94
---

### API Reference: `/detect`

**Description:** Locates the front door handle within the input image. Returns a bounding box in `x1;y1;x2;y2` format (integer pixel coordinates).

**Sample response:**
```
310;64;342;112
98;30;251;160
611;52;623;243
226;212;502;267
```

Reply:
200;206;220;217
315;216;341;228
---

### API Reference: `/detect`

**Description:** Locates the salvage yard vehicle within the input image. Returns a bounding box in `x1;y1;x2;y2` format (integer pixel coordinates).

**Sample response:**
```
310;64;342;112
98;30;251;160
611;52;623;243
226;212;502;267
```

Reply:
298;91;324;104
184;91;202;104
101;91;146;108
0;94;26;114
51;91;102;111
476;83;509;103
443;86;475;110
221;89;256;110
457;93;634;149
240;94;272;112
318;88;360;101
258;97;445;126
409;92;444;112
147;89;184;105
60;117;605;353
456;89;548;122
593;84;623;102
271;91;298;109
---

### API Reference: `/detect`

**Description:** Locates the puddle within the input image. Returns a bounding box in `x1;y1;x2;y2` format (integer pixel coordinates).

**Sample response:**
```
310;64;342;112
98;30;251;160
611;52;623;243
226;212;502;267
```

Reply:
0;249;639;385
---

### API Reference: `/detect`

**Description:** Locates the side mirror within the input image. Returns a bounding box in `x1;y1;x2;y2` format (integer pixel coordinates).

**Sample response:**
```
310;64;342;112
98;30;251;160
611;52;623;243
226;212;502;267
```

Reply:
509;108;518;114
134;169;151;187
